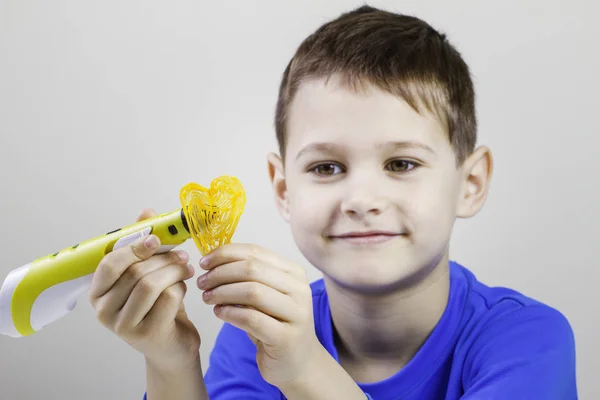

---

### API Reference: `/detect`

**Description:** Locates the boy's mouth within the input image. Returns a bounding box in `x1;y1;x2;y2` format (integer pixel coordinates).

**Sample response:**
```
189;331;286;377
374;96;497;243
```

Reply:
329;230;402;244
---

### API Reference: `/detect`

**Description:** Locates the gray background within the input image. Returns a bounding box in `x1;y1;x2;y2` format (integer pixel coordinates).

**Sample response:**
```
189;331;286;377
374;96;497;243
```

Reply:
0;0;597;398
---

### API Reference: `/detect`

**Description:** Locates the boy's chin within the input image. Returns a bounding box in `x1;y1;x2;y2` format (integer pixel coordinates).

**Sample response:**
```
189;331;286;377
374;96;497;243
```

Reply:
322;258;427;294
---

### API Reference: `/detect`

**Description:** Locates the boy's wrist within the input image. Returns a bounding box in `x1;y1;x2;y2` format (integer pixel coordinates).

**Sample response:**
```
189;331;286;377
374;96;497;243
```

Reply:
144;350;201;376
279;346;366;400
145;355;208;400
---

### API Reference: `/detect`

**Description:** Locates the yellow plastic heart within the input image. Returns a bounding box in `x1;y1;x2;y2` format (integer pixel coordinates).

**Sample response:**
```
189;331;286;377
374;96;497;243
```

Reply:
179;175;246;255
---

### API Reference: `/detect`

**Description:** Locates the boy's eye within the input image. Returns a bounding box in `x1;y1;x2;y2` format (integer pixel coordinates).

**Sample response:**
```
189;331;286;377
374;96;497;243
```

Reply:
386;159;417;172
311;163;343;176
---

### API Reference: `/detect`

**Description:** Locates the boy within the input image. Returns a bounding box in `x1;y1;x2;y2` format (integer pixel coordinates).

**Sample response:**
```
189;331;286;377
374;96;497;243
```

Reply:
89;5;577;399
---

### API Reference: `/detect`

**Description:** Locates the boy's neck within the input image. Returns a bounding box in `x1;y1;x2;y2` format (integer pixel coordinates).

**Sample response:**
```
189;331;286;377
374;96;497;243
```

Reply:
323;254;450;381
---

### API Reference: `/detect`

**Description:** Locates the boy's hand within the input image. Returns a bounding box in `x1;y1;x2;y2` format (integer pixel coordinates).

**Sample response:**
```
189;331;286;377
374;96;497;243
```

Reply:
89;208;201;373
197;243;322;388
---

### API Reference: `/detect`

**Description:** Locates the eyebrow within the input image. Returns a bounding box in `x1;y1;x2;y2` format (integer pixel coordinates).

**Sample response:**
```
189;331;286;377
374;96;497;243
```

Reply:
294;140;436;161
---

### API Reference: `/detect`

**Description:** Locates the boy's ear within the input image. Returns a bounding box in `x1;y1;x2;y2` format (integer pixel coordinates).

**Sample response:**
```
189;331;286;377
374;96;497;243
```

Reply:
267;152;290;222
456;146;493;218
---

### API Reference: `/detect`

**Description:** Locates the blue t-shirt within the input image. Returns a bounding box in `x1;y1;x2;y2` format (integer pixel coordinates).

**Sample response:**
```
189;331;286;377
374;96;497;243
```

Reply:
143;260;577;399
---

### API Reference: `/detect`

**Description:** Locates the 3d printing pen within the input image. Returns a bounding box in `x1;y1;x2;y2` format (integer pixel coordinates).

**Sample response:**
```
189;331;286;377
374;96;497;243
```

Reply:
0;176;246;338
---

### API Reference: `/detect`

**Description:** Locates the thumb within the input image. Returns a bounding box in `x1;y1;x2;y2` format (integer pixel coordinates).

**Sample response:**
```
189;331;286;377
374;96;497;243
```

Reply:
127;233;161;264
137;208;158;222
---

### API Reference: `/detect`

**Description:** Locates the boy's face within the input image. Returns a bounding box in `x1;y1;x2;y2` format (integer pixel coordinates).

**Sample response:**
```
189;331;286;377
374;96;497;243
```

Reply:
268;75;491;293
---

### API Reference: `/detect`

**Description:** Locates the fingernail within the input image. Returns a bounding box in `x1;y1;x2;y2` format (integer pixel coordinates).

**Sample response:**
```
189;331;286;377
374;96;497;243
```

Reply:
203;290;211;301
197;273;207;288
144;235;158;249
187;264;195;276
176;251;189;262
199;256;210;268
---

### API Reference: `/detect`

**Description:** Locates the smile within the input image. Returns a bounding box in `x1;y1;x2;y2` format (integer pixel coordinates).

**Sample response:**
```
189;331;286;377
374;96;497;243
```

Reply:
329;231;402;245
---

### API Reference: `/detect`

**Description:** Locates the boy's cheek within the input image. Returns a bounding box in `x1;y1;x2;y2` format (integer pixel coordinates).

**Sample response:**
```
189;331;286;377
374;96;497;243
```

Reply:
403;187;456;237
289;193;331;222
411;207;456;252
289;208;325;237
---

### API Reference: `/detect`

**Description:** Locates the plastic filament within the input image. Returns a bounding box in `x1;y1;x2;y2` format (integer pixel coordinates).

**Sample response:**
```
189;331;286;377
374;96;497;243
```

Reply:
179;175;246;255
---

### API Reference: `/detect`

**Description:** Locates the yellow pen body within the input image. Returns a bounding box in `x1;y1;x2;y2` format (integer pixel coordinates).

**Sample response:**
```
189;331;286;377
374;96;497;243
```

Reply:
0;209;191;338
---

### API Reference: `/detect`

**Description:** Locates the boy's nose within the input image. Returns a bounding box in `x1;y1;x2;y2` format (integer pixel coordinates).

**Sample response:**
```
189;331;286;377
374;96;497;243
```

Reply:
340;189;390;218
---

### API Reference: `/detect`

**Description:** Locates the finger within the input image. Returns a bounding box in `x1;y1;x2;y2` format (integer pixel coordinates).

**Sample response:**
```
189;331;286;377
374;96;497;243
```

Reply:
203;281;298;322
200;243;296;276
96;250;190;317
116;261;194;329
142;281;188;331
213;304;283;346
90;234;162;300
137;208;158;222
91;207;158;301
197;260;302;296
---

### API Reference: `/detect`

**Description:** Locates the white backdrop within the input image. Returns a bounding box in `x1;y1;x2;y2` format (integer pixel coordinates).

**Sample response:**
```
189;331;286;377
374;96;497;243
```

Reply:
0;0;597;398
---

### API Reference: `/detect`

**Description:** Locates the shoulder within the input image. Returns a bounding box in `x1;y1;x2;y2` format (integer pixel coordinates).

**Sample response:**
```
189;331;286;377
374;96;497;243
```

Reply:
452;260;574;339
451;261;577;396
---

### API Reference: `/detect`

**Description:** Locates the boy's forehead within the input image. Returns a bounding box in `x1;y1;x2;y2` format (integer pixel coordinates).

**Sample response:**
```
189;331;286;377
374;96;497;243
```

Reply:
286;76;449;156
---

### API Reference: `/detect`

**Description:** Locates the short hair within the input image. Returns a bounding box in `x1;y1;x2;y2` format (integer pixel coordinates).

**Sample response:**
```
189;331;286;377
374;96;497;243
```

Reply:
274;5;477;165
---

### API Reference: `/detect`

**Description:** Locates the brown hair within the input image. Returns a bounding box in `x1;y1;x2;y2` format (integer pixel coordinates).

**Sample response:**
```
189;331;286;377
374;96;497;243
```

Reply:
274;5;477;165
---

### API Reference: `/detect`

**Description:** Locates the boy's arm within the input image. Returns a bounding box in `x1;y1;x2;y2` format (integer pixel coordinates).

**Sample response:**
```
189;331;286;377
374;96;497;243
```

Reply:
198;243;372;400
461;304;577;399
144;356;209;400
277;345;372;400
202;322;285;399
205;323;371;400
